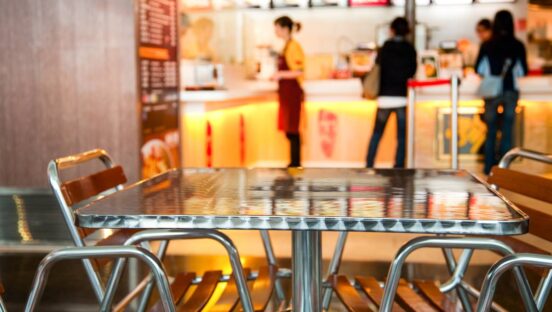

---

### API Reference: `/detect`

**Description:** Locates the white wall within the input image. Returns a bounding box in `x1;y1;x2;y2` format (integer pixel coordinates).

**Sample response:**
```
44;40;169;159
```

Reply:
186;0;528;63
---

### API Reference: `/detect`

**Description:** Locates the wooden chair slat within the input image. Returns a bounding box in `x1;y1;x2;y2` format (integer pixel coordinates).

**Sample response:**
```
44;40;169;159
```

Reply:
396;279;439;312
488;167;552;204
493;235;550;255
250;266;276;312
149;272;196;312
355;276;405;312
413;280;452;312
330;275;374;312
210;268;251;312
178;270;222;312
60;165;127;206
514;203;552;242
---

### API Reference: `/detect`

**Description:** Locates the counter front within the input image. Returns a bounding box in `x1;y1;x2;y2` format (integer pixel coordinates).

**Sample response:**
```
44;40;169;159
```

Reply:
180;75;552;173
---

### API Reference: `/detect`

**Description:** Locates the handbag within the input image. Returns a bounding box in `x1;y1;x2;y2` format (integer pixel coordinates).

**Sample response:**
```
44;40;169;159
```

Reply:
362;64;380;100
477;59;512;99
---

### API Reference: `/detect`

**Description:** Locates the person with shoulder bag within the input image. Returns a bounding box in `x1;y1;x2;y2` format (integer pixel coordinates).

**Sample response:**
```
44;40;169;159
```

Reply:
365;17;417;168
475;10;528;174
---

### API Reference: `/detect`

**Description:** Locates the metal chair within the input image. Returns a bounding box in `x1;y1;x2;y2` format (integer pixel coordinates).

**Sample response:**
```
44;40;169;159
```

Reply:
325;148;552;311
47;149;264;311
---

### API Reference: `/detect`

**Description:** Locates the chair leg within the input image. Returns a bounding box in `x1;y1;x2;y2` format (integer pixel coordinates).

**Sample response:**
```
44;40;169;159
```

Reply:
535;269;552;311
260;230;286;302
441;248;474;312
101;229;254;312
24;246;175;312
322;231;348;310
135;240;171;312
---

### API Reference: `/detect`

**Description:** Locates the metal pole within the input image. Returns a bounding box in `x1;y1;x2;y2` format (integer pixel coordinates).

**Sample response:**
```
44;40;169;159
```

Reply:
405;0;416;44
406;85;416;168
292;230;322;312
450;75;459;170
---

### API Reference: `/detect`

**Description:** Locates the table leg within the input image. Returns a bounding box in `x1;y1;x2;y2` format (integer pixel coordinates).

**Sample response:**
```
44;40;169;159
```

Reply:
292;230;322;312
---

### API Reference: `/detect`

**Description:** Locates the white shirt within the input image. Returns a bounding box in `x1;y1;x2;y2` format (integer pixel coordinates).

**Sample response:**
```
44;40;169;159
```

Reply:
377;96;407;109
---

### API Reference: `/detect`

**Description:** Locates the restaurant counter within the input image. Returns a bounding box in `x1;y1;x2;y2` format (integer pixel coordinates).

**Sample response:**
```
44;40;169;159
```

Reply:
180;75;552;173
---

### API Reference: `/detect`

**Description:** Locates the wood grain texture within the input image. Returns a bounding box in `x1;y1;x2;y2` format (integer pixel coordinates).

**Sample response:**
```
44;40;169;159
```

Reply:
179;270;222;312
211;268;252;312
0;0;139;187
355;276;405;312
330;275;374;312
413;280;451;312
488;167;552;204
60;165;127;206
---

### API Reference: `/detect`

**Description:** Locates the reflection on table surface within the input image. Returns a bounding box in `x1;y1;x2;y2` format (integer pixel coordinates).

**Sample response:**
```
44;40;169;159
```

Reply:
79;168;524;222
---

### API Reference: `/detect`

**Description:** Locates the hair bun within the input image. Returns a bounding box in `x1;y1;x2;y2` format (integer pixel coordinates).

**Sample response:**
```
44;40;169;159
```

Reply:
295;22;302;32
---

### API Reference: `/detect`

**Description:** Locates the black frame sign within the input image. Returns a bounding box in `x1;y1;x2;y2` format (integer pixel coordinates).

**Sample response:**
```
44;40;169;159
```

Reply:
135;0;181;179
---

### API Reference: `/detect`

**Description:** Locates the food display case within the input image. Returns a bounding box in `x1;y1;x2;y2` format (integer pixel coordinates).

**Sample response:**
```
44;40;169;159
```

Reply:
348;0;389;6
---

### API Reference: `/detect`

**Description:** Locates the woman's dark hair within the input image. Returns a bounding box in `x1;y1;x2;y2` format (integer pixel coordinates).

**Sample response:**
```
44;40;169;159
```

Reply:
390;17;410;37
493;10;515;38
274;16;301;33
477;18;492;30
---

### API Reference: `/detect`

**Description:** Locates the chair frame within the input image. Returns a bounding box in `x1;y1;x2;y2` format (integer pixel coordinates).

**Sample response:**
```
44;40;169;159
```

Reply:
472;148;552;312
25;246;175;312
47;149;259;311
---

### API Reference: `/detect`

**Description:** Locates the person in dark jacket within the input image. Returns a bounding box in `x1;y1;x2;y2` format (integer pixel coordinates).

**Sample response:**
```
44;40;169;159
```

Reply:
366;17;417;168
475;10;528;174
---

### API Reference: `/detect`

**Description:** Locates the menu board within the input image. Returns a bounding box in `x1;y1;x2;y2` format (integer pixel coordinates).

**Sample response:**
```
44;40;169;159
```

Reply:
136;0;181;179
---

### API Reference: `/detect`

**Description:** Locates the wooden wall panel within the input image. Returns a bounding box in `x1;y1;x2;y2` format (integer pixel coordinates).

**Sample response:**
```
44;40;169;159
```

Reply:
0;0;139;187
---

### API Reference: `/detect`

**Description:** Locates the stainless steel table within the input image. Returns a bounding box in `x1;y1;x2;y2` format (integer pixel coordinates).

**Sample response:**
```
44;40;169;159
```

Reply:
76;168;528;312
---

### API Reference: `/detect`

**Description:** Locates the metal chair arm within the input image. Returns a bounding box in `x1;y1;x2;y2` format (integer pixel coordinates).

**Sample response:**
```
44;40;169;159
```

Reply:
498;148;552;169
380;236;535;312
24;246;175;312
54;149;114;170
476;253;552;312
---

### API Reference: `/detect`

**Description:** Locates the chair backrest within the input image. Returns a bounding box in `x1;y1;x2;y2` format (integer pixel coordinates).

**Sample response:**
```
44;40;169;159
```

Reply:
48;149;127;246
488;148;552;243
47;149;128;302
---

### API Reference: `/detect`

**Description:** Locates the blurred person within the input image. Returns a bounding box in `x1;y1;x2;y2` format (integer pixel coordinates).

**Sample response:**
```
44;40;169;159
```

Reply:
476;18;493;43
476;10;528;174
459;19;493;69
272;16;305;167
366;17;417;168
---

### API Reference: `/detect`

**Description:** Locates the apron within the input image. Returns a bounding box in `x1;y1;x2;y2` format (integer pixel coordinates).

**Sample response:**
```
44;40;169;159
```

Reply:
277;51;304;134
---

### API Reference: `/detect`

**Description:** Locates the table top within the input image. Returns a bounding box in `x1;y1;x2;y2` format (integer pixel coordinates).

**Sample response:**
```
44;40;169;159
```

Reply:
76;168;528;235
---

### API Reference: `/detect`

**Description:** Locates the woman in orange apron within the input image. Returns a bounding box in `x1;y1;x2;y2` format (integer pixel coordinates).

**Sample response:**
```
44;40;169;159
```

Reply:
273;16;305;167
